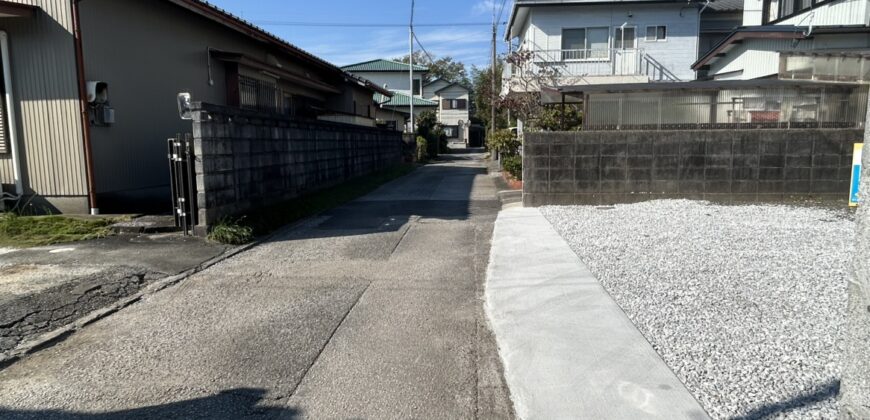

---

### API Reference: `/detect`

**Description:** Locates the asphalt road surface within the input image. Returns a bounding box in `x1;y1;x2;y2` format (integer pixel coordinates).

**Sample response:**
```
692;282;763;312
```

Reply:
0;152;514;419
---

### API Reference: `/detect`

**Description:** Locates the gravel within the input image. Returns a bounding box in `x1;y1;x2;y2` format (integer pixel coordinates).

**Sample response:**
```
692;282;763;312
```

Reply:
541;200;855;420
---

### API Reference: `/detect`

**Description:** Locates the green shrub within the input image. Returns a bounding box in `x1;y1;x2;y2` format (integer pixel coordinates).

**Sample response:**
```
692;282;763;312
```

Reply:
416;136;428;162
486;129;520;156
502;155;523;181
208;218;254;245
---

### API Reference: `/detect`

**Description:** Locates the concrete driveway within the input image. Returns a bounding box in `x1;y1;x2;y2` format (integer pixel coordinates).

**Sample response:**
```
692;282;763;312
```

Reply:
0;154;514;419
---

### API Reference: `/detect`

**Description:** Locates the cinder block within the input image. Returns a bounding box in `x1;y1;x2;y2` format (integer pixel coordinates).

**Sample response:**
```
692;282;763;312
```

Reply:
575;142;600;156
812;167;839;181
706;139;733;155
705;167;732;180
757;181;784;193
758;167;783;180
785;167;811;180
759;155;785;167
786;156;813;168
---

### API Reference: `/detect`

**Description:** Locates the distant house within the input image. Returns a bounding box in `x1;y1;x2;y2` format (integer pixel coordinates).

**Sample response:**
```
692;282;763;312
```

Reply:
423;79;471;144
342;59;437;132
0;0;390;215
503;0;707;93
693;0;870;81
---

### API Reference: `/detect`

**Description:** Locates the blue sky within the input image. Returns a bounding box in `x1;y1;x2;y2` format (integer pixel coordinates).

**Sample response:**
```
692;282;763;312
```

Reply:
208;0;512;68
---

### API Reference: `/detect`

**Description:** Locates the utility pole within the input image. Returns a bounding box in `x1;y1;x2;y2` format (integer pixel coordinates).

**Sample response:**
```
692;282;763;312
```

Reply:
409;0;415;136
490;2;497;139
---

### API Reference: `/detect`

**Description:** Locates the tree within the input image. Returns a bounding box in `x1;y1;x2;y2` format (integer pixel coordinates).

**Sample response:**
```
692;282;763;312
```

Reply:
394;52;470;85
471;60;507;131
497;50;582;131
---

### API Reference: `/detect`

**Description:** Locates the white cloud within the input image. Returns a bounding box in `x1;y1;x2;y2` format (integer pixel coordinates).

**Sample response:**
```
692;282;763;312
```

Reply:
472;0;498;15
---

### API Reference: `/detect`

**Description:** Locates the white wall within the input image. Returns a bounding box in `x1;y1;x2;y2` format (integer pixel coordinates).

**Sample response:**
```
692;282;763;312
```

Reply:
436;85;471;127
423;79;450;100
775;0;868;26
709;33;870;79
517;4;701;81
351;71;425;97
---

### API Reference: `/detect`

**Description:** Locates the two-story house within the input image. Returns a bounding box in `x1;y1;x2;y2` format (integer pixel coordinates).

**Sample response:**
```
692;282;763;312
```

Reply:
423;79;472;144
503;0;709;93
342;59;438;132
693;0;870;81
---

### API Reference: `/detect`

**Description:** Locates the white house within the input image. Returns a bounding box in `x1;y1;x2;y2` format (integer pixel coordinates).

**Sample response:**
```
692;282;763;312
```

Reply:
423;79;472;143
693;0;870;81
342;59;438;132
503;0;707;92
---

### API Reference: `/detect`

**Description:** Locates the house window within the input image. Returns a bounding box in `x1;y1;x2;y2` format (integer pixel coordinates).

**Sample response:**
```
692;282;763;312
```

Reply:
239;75;279;113
443;125;459;138
283;94;294;117
412;79;421;95
763;0;823;23
442;99;468;110
0;56;8;154
561;28;609;60
614;26;636;49
645;26;667;42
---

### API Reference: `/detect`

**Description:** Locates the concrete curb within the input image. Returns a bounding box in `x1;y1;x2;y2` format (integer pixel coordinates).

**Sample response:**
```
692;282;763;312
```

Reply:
484;207;710;420
0;215;319;368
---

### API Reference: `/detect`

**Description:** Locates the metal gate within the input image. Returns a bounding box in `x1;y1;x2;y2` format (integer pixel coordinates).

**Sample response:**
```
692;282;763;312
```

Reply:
167;133;197;235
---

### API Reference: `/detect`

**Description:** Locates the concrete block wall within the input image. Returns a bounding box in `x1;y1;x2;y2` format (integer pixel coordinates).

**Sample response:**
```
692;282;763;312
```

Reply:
191;103;402;231
523;129;863;206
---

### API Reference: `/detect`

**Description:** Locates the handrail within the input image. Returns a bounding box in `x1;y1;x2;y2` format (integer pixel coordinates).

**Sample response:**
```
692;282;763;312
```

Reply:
509;48;681;82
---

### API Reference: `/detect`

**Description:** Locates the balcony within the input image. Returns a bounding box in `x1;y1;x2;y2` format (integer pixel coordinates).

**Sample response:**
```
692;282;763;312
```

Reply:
502;48;681;95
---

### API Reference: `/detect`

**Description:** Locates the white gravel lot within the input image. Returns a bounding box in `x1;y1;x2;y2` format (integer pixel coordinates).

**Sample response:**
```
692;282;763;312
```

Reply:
541;200;855;420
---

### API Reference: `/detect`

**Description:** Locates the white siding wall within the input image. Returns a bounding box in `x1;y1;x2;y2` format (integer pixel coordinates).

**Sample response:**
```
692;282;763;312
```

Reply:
709;33;870;79
352;71;425;97
423;79;450;100
518;4;701;81
744;0;765;25
436;86;471;126
777;0;868;26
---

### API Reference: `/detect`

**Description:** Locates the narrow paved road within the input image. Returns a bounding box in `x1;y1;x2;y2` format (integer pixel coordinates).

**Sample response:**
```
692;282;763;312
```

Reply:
0;153;514;419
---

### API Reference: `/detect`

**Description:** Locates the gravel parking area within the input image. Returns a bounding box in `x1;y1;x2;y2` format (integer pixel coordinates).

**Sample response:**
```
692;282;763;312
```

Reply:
541;200;854;420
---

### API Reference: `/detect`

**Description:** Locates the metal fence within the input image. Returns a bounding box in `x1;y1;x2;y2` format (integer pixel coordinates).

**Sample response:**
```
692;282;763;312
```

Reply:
506;48;681;82
584;84;869;130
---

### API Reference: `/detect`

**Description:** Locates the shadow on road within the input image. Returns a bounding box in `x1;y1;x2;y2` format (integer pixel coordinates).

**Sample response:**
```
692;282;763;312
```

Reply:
268;160;499;242
0;388;300;419
731;380;840;420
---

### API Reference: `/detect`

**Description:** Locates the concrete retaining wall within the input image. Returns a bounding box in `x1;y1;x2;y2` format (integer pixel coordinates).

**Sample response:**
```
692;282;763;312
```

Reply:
191;103;402;231
523;129;863;206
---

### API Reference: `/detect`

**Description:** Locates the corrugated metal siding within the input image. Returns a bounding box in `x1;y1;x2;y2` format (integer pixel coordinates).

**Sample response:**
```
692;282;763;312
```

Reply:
710;34;870;79
0;0;87;197
778;0;868;27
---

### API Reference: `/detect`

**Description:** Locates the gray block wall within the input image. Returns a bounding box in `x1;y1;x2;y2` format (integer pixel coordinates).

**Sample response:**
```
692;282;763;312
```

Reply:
523;129;863;206
191;103;402;232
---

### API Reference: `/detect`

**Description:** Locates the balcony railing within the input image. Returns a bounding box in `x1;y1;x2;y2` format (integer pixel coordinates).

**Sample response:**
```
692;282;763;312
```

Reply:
504;48;681;90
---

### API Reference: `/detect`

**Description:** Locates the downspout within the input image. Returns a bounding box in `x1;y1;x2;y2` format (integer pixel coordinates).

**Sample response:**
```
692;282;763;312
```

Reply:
71;0;98;215
0;31;22;201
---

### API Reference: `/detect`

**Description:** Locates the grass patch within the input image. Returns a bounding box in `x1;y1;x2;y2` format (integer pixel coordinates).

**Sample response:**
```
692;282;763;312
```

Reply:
208;164;417;244
0;213;114;248
208;218;254;245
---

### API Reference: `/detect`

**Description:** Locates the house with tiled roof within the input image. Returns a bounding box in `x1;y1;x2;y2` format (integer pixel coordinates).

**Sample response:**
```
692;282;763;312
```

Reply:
342;59;439;133
0;0;391;214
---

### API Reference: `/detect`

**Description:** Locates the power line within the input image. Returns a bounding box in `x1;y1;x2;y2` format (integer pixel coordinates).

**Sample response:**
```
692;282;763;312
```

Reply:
413;33;436;65
254;21;500;28
496;0;509;26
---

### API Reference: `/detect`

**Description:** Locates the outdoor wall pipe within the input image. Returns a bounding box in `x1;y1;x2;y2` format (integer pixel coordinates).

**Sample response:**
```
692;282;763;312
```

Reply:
0;31;22;200
72;0;99;215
